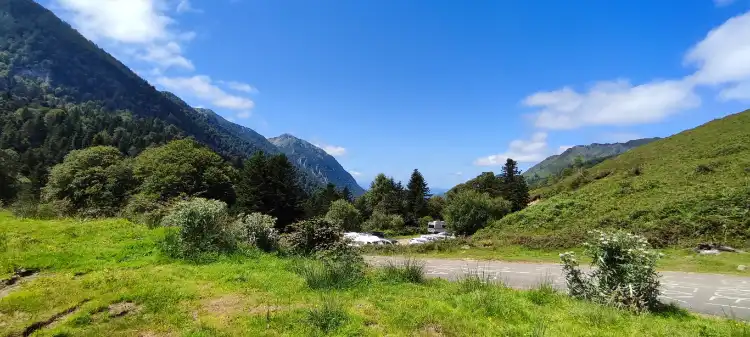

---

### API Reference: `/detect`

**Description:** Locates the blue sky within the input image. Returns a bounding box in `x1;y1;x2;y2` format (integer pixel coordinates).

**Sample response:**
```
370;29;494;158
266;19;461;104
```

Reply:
50;0;750;189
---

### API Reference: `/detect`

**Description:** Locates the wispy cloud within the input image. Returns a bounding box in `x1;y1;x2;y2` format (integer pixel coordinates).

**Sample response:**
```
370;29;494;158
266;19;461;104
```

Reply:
475;132;550;166
176;0;202;13
349;170;362;177
314;143;347;157
156;75;255;111
219;81;258;94
714;0;735;7
557;145;573;154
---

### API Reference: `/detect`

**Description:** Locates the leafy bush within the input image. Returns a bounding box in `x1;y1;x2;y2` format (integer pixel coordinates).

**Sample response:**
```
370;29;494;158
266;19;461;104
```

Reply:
42;146;136;217
560;230;661;312
307;297;348;333
283;218;343;256
232;212;279;252
324;199;361;231
443;190;511;235
122;193;175;228
362;211;404;232
379;258;426;284
159;198;235;258
695;164;714;174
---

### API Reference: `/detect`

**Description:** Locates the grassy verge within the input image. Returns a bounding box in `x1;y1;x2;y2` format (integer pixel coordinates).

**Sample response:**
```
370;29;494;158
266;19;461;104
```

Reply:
2;211;749;336
363;241;750;275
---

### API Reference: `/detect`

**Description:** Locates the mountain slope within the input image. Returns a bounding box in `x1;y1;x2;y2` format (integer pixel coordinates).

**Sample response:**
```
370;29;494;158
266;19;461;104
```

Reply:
477;110;750;248
269;134;365;196
523;138;659;181
0;0;358;193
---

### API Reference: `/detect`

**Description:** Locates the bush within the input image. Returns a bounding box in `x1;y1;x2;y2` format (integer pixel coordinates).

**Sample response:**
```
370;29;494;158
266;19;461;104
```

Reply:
232;212;279;252
159;198;235;258
362;211;404;232
560;230;661;312
443;190;511;235
324;200;361;231
122;193;174;228
379;258;426;284
283;218;343;256
10;199;72;219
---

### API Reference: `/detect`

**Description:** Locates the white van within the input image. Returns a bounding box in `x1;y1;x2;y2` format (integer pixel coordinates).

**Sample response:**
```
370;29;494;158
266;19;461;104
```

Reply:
427;220;446;234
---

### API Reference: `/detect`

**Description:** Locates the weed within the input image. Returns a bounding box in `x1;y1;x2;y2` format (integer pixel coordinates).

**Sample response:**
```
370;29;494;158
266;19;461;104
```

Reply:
307;297;348;334
379;258;426;284
296;259;363;290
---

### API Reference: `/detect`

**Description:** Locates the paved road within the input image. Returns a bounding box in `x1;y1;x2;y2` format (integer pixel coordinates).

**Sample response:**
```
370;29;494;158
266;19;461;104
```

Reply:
366;256;750;319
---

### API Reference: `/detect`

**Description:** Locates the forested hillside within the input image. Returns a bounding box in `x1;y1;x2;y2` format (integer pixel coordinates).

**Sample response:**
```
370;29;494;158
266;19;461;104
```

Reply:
0;0;357;194
477;110;750;248
523;138;659;186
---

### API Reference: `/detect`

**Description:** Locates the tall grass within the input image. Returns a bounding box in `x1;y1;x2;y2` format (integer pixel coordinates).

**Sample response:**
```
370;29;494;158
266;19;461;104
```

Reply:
378;258;426;284
307;297;348;334
295;259;364;290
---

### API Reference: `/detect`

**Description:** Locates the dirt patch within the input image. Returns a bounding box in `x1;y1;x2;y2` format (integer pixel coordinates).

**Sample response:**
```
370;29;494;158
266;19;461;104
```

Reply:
201;295;251;316
418;323;445;336
0;269;39;300
21;299;90;336
108;302;142;317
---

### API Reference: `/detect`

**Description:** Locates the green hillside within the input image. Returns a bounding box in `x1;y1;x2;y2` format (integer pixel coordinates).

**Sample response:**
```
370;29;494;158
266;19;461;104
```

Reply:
523;138;659;183
477;110;750;248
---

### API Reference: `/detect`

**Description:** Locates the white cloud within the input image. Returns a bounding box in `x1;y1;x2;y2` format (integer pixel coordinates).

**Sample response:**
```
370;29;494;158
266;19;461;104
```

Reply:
475;132;550;166
349;170;362;177
601;132;643;143
685;11;750;101
53;0;196;71
156;75;256;110
236;111;252;119
219;81;258;93
314;143;347;157
137;42;194;70
176;0;201;13
525;79;699;130
453;171;463;176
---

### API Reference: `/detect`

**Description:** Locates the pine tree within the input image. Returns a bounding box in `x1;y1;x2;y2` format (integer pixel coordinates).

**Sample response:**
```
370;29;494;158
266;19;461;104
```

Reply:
500;158;530;212
341;186;353;203
406;169;431;220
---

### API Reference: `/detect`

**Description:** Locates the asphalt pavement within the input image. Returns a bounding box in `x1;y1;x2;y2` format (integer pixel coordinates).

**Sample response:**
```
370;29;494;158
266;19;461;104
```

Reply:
365;256;750;319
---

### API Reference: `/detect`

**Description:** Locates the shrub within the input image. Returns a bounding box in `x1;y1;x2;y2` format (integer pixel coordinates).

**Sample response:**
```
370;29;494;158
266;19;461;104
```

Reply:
695;164;714;174
307;297;348;333
159;198;234;258
283;218;343;256
362;211;404;232
324;200;361;231
560;230;661;312
122;193;174;228
232;212;279;252
443;190;510;235
379;258;426;284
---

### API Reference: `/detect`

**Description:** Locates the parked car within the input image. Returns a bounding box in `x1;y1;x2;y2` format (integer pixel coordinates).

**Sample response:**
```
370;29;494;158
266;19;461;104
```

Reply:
427;220;447;234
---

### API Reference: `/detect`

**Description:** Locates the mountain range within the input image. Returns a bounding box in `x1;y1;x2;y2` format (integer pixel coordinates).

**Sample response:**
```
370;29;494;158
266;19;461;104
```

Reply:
523;138;660;181
0;0;361;194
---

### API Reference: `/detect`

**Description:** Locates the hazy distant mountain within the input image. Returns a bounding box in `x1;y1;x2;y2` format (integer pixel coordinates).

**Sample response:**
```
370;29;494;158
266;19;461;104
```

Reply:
523;138;660;180
269;134;366;196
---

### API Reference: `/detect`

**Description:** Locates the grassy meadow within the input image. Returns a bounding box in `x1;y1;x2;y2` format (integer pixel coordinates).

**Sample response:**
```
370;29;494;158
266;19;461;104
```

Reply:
2;212;750;336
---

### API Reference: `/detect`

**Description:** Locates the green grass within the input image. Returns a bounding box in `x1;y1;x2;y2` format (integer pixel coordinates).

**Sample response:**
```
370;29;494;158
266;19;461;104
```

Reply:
476;109;750;249
365;242;750;275
2;212;750;336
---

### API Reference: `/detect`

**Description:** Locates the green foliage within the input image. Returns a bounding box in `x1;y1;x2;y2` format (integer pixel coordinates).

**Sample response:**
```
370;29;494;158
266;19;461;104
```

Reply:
0;148;22;203
560;231;661;312
481;110;750;248
427;196;446;220
324;199;361;231
41;146;135;216
523;138;659;184
234;151;307;229
378;258;426;284
295;258;365;290
500;159;530;211
362;211;405;232
121;193;175;228
306;298;348;333
283;218;343;256
232;212;279;252
159;198;235;258
405;169;431;220
134;139;236;204
306;183;345;218
443;190;511;235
